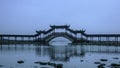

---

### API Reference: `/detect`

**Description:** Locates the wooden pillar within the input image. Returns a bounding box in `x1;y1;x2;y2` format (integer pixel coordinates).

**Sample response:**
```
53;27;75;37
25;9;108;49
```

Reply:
35;36;37;41
115;36;118;44
81;33;83;39
15;36;17;41
34;36;36;41
86;36;88;40
106;37;109;41
28;37;30;41
0;36;1;40
53;29;55;33
32;37;34;41
43;33;45;38
8;37;10;43
39;35;41;40
106;37;109;44
0;36;2;40
118;37;119;44
90;37;93;44
75;33;77;37
75;33;77;40
98;36;101;42
38;34;39;40
100;37;101;42
98;36;100;41
90;37;93;41
21;37;24;41
65;28;67;33
100;36;102;44
31;37;33;41
40;34;41;41
3;36;4;43
8;37;10;40
36;36;38;40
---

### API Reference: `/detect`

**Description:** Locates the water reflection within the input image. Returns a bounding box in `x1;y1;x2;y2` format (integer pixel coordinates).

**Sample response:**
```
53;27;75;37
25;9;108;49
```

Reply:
35;45;86;62
0;44;120;68
0;45;120;60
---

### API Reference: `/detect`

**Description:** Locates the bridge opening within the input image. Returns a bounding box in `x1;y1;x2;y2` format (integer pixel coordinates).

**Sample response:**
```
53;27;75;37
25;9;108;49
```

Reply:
49;37;71;45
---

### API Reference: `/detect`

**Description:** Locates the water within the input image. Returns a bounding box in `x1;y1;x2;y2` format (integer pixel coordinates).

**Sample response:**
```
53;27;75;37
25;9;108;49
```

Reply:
0;44;120;68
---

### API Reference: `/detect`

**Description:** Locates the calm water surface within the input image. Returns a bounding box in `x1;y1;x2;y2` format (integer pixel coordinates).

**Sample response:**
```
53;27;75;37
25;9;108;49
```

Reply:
0;44;120;68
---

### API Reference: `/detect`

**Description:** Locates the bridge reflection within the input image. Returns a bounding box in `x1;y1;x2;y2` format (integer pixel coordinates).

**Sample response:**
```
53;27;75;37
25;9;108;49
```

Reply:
35;45;85;61
35;45;120;61
0;44;120;62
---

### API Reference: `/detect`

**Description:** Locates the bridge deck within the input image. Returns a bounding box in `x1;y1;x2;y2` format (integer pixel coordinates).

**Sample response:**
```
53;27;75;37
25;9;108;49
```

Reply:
86;34;120;37
0;34;35;37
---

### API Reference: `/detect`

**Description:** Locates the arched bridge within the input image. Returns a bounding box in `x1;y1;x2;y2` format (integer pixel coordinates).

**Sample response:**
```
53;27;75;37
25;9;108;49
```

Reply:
35;25;87;43
1;25;120;45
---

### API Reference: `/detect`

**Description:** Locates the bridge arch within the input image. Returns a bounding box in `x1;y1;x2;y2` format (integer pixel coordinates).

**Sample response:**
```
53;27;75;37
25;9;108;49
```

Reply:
46;36;74;43
43;32;77;43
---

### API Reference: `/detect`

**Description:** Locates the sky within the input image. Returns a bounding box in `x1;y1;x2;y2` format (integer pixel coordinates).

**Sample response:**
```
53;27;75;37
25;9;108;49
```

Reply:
0;0;120;34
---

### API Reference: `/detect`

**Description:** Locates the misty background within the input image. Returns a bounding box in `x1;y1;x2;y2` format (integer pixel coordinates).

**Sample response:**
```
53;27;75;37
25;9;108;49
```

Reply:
0;0;120;35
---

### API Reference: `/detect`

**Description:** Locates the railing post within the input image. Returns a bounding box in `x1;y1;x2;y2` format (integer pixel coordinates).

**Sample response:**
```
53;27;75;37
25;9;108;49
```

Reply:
0;36;2;41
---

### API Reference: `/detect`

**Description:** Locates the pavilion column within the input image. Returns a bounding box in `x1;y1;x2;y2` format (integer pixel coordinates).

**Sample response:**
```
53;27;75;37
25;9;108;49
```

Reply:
106;37;109;41
118;37;120;44
40;34;41;40
53;29;55;33
43;34;45;39
106;37;109;44
99;36;102;44
21;37;24;41
40;34;41;41
32;37;34;41
98;36;101;42
86;36;88;40
75;33;77;40
115;37;118;44
91;37;93;41
90;37;93;44
37;35;39;40
34;36;37;41
3;37;4;43
81;33;83;39
28;37;30;41
31;37;32;41
65;28;67;33
15;36;17;41
0;36;2;41
87;37;90;43
38;35;40;40
8;37;10;43
35;36;37;40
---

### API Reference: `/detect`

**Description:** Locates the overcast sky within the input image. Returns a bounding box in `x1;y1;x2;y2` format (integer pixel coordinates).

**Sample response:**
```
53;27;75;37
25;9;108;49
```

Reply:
0;0;120;34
